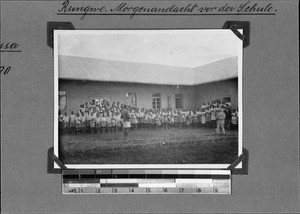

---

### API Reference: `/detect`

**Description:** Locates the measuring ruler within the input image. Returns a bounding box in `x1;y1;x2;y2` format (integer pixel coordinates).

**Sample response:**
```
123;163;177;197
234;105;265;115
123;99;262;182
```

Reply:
62;170;231;194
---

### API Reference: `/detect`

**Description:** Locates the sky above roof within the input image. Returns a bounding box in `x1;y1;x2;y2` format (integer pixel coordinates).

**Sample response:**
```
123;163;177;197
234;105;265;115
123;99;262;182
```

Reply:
57;30;242;68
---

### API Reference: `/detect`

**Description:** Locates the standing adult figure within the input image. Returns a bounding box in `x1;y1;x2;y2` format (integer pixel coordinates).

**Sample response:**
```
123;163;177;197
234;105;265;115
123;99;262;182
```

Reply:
224;105;232;130
216;108;226;134
121;105;131;138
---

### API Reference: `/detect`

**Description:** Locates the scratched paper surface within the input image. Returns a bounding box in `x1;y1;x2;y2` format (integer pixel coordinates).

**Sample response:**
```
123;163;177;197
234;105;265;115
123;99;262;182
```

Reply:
1;0;299;213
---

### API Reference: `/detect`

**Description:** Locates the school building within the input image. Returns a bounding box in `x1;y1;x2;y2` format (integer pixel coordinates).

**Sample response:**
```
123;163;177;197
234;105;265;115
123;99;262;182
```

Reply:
58;55;238;112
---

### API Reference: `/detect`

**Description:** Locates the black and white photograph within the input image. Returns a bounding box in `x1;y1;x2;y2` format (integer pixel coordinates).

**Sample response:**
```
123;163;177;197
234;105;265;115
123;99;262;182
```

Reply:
54;30;243;169
1;0;299;212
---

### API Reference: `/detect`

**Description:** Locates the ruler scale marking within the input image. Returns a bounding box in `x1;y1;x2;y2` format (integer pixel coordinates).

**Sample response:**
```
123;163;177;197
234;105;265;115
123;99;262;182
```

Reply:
62;170;231;194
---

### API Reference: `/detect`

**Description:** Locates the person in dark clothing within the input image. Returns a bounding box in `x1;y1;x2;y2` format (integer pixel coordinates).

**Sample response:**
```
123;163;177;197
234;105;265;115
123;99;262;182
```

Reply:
224;105;232;130
121;105;131;138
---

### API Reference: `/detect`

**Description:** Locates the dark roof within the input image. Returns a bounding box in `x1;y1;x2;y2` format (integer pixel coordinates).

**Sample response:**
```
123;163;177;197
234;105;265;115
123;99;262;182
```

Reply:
59;55;238;85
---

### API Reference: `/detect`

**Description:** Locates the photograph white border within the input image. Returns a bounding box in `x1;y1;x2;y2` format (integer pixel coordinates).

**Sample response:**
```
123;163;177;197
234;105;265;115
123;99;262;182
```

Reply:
54;29;243;169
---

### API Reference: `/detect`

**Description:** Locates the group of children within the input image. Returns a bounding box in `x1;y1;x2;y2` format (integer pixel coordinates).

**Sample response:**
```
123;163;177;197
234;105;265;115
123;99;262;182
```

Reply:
58;99;238;135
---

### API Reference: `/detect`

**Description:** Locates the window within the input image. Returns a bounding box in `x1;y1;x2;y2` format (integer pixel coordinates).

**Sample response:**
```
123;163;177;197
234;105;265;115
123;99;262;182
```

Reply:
126;92;137;108
59;91;67;112
175;94;183;109
152;93;161;110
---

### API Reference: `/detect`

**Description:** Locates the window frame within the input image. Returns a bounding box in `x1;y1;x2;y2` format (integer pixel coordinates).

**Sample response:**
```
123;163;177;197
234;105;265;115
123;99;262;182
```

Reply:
175;93;183;109
152;93;161;110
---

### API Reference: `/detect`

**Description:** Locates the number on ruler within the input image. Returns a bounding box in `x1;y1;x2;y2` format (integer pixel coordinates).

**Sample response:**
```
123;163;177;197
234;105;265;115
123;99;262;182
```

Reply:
163;188;168;193
196;188;201;193
78;188;83;193
179;188;184;193
96;188;101;193
214;188;218;193
68;188;76;193
130;188;134;193
113;188;118;193
146;188;151;193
